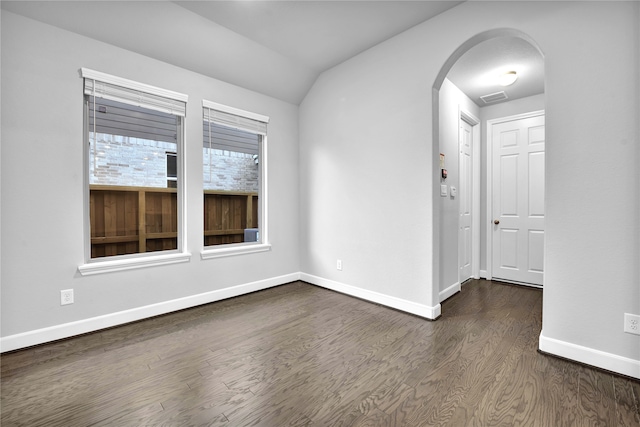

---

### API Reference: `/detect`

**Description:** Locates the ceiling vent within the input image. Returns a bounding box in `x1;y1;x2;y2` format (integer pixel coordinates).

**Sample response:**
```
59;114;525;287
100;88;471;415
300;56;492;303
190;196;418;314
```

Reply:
480;91;508;104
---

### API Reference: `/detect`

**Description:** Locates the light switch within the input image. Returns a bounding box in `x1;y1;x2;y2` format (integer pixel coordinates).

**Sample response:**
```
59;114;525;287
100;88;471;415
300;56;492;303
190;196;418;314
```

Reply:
450;186;457;197
440;184;448;197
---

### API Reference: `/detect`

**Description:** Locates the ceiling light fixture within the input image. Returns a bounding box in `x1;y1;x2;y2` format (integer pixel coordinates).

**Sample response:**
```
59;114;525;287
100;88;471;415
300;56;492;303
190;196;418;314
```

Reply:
499;71;518;86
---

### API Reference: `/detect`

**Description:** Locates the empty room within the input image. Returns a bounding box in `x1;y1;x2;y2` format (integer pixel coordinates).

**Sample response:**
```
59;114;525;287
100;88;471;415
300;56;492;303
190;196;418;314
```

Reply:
1;1;639;425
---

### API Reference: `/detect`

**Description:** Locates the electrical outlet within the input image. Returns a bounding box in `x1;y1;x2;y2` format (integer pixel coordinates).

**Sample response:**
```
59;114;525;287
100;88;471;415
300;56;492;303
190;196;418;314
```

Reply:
337;259;343;271
61;289;74;306
624;313;640;335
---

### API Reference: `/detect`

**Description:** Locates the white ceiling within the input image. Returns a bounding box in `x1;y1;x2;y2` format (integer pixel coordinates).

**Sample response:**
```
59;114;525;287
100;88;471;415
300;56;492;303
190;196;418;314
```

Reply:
447;36;544;107
174;1;464;72
1;1;543;105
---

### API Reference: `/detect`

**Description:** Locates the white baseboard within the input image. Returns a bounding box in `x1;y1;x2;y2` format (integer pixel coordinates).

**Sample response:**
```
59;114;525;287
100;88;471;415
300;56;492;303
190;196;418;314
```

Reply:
539;333;640;379
300;273;441;320
479;270;488;278
1;272;301;353
6;273;636;380
439;282;460;302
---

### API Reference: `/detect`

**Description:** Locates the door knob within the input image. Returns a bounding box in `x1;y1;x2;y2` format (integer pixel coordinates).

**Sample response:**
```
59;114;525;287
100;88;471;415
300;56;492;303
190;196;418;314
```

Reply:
494;219;500;225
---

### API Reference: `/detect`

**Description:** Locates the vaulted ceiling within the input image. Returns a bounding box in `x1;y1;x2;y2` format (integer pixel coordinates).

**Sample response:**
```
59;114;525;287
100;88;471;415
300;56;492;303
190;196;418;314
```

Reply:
1;1;543;105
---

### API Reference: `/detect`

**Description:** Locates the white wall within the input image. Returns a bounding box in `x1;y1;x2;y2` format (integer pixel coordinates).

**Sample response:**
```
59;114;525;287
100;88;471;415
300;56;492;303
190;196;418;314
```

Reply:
2;1;638;379
0;12;300;346
299;25;440;317
300;1;639;377
439;79;479;298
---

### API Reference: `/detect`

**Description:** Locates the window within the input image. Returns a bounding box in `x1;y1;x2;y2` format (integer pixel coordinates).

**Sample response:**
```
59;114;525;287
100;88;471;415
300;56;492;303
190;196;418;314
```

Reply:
81;68;188;264
202;101;269;253
166;153;177;188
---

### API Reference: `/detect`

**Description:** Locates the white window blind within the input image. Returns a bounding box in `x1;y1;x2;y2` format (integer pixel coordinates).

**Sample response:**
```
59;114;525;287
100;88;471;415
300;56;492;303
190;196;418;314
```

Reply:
82;68;187;117
203;100;268;135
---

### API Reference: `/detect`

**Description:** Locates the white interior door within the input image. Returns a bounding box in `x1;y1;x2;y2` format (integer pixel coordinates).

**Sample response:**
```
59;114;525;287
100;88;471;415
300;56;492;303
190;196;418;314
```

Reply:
459;119;473;283
491;113;545;286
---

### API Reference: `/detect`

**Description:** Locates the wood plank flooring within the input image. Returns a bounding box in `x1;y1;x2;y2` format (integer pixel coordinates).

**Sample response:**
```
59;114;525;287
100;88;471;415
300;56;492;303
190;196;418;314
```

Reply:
1;280;639;426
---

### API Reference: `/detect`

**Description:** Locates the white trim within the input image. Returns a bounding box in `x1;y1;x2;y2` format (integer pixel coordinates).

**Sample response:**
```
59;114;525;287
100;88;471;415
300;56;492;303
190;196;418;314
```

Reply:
471;114;481;279
1;273;300;353
78;252;192;276
440;281;461;302
539;333;640;379
491;278;543;289
201;105;268;252
459;108;481;284
201;243;271;260
486;110;545;281
82;98;92;263
81;70;189;271
80;68;188;103
81;115;188;272
486;117;495;280
202;99;269;124
178;115;188;256
201;133;269;257
460;110;479;126
487;110;545;126
260;135;269;246
479;269;488;278
301;273;441;320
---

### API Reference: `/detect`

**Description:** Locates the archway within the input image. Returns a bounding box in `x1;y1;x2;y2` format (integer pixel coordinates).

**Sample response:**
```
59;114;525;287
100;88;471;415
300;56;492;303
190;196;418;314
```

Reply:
432;28;545;310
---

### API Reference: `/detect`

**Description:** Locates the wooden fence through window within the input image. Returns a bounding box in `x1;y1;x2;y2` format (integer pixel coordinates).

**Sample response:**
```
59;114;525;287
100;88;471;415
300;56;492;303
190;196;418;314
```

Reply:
90;185;258;258
204;190;259;246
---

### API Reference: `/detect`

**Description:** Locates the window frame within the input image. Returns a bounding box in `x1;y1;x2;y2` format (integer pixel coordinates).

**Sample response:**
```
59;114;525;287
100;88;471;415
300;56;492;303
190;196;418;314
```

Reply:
78;68;190;276
200;100;271;260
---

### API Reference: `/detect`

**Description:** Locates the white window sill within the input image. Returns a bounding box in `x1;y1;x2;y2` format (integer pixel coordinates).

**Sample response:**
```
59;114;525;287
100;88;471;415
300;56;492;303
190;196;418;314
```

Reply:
201;243;271;260
78;252;191;276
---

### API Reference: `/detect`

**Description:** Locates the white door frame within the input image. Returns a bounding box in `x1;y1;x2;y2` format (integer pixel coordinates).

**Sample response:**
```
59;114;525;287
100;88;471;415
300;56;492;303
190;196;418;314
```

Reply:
459;108;481;282
485;110;545;281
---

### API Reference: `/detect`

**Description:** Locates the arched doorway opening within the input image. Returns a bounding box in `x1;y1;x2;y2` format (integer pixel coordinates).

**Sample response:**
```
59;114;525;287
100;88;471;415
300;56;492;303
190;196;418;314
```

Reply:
432;29;546;308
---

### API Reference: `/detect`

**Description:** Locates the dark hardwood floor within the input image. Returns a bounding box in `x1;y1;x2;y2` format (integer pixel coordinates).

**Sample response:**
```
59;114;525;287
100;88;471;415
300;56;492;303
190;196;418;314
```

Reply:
1;280;639;426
